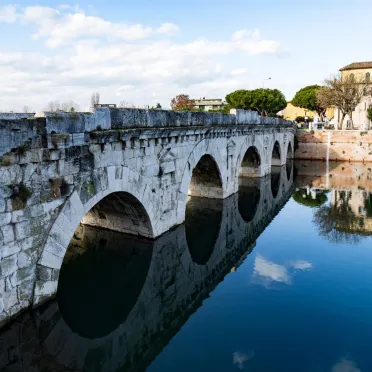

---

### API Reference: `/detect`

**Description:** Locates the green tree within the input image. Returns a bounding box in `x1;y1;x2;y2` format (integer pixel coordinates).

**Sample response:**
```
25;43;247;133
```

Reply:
155;103;162;109
292;188;328;208
367;105;372;122
225;88;286;116
292;85;327;120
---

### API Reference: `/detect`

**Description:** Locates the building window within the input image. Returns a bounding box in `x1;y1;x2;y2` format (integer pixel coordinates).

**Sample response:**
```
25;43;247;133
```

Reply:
366;72;371;83
350;73;355;80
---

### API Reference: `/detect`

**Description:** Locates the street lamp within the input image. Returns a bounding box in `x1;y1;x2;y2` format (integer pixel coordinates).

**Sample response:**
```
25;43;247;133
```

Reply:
262;77;271;89
261;77;272;119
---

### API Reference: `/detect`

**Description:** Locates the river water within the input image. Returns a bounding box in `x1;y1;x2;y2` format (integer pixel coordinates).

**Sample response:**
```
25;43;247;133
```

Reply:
1;160;372;372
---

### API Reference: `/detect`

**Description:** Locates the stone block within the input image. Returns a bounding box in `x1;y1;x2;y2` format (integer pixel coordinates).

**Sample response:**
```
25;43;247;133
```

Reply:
2;288;18;312
44;237;65;258
11;210;27;224
17;279;34;302
38;251;63;270
0;199;5;213
14;221;31;241
1;242;21;259
0;213;11;227
1;225;14;243
36;266;59;281
34;280;57;297
17;248;38;269
0;255;18;277
0;186;12;199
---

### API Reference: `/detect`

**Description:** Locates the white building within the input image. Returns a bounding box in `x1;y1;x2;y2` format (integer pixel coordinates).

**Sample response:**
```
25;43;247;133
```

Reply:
193;98;225;112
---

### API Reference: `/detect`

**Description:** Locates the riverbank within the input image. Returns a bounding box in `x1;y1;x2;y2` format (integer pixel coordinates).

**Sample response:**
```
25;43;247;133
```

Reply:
295;130;372;162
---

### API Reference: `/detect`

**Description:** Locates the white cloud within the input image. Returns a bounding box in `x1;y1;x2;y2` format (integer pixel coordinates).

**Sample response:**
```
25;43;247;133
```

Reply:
332;357;360;372
0;4;282;112
0;5;18;23
157;22;180;34
289;260;312;270
233;351;254;370
252;255;312;287
254;255;291;284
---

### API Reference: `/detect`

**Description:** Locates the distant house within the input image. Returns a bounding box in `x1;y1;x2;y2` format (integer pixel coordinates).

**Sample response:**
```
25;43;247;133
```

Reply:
278;102;314;121
193;98;225;112
333;61;372;130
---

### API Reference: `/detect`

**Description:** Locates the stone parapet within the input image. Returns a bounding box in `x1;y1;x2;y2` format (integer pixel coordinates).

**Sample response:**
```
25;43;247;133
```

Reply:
0;108;294;157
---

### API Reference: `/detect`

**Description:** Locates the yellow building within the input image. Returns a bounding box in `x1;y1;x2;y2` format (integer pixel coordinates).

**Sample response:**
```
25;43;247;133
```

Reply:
333;61;372;129
279;102;314;121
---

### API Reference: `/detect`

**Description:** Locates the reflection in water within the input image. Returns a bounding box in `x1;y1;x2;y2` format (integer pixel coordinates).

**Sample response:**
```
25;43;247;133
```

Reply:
238;178;260;222
332;357;361;372
295;160;372;244
313;190;367;244
0;172;293;372
251;255;312;287
232;350;254;370
185;196;222;265
292;187;328;208
271;166;281;198
57;226;153;338
286;158;293;181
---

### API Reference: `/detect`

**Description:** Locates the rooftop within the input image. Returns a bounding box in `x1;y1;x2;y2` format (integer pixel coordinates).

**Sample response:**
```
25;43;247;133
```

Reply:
339;62;372;71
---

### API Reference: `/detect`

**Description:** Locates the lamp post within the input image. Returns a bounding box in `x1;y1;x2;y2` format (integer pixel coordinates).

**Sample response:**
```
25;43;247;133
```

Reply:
262;77;271;89
261;78;271;119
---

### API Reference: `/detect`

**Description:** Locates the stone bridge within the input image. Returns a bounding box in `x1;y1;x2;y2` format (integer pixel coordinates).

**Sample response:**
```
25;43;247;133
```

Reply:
0;170;294;372
0;107;295;328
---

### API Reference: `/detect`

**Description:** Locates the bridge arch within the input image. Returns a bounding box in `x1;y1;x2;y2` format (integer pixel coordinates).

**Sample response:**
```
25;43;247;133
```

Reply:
34;166;158;306
188;154;223;198
233;137;266;193
271;140;282;167
177;140;227;223
239;146;262;178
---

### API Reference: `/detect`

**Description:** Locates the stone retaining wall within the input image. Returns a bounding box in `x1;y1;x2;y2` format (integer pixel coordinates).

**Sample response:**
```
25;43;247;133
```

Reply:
295;130;372;162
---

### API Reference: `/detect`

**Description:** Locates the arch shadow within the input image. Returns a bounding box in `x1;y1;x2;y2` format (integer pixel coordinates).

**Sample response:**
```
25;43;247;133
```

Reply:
238;178;261;222
271;140;282;167
82;192;154;238
185;196;223;265
188;154;223;199
57;225;154;339
239;146;262;178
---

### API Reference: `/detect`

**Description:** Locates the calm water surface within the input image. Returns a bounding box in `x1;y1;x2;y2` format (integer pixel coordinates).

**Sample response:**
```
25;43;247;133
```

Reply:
2;160;372;372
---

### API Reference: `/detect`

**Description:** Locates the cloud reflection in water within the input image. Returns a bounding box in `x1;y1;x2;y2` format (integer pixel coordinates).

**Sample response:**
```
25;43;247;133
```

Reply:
252;255;312;287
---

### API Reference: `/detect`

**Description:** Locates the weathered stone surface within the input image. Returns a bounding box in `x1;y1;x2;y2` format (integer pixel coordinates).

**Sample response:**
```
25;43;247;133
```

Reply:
0;107;295;329
0;255;18;277
0;177;295;371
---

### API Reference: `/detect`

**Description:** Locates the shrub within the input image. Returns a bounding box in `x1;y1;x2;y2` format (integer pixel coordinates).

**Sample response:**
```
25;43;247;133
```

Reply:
367;106;372;122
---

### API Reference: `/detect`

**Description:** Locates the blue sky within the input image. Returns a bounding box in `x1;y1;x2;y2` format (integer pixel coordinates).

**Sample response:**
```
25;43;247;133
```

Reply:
0;0;371;111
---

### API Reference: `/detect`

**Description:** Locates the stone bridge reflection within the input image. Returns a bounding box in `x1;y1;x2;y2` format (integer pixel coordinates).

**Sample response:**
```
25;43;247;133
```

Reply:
0;166;293;372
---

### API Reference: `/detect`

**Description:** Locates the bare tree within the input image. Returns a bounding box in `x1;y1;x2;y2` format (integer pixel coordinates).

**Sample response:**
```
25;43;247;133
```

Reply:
45;100;61;112
22;105;31;113
61;100;80;112
317;74;370;129
91;92;100;107
45;100;80;112
119;100;131;108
